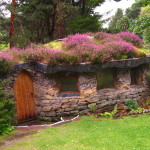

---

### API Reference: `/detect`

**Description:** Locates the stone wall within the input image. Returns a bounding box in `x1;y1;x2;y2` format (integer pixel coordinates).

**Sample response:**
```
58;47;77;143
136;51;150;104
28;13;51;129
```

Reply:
2;64;150;121
33;67;150;121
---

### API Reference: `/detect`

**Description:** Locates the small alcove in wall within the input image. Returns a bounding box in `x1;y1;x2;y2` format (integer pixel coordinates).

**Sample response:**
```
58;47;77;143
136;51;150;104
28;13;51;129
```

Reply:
130;67;138;85
96;68;115;90
57;72;80;97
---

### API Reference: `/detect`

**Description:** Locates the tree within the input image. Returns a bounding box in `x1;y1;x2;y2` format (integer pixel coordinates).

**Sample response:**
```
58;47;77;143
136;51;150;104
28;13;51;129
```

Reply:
67;15;102;34
108;8;123;29
125;5;141;20
134;0;150;7
1;0;122;47
116;16;130;31
130;5;150;44
10;0;16;48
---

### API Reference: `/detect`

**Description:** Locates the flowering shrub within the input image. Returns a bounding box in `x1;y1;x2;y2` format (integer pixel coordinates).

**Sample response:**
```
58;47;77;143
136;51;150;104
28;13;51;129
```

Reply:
0;52;17;77
94;32;109;41
117;32;143;47
46;50;79;66
91;45;112;63
99;34;123;44
0;32;146;67
104;41;137;59
63;33;94;50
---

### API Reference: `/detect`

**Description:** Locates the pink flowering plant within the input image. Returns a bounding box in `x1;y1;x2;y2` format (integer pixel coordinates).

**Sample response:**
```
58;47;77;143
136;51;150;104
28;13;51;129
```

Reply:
117;32;143;47
0;31;146;68
105;41;137;59
0;52;18;77
63;33;94;50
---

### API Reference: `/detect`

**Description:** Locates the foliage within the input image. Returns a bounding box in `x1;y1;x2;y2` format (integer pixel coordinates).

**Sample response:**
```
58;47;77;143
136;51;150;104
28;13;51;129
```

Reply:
0;81;15;135
125;100;140;110
0;52;17;77
68;15;102;34
63;33;94;50
103;41;137;60
118;32;143;47
130;107;145;113
108;8;123;29
116;16;130;31
125;4;142;20
1;32;145;66
88;103;96;112
130;5;150;45
45;41;63;50
94;32;109;41
99;105;118;118
134;0;150;7
134;47;146;57
0;44;9;51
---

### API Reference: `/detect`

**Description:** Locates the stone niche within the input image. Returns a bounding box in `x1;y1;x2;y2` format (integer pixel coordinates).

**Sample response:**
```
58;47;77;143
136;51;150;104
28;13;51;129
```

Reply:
2;60;150;121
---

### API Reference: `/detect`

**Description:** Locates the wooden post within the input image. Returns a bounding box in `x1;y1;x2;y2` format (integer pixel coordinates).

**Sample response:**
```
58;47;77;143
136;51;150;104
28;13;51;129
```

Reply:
10;0;16;49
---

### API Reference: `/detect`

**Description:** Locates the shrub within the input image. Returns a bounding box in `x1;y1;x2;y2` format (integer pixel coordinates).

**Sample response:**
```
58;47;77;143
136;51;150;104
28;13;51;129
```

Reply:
99;34;123;44
46;50;79;66
63;33;94;50
125;100;140;110
91;45;112;63
94;32;109;41
0;52;17;77
104;41;137;59
0;81;15;135
118;32;143;47
134;47;147;57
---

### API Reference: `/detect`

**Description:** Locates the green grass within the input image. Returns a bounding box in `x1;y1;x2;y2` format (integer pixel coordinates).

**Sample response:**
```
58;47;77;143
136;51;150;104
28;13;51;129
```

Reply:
142;47;150;54
3;115;150;150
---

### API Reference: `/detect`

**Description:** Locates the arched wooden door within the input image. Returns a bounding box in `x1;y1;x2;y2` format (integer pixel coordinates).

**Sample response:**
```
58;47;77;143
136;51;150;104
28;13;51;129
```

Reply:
15;70;36;121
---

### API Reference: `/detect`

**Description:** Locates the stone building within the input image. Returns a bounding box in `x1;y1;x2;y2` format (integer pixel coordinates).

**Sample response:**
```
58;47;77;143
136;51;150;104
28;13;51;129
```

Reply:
3;57;150;122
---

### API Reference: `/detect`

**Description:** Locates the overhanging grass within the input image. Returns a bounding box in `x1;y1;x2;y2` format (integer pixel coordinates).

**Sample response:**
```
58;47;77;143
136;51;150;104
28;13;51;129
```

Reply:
3;115;150;150
142;47;150;54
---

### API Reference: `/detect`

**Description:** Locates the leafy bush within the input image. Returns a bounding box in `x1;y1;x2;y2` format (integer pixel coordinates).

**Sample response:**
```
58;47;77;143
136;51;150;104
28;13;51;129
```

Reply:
118;32;143;47
0;44;9;51
0;81;15;135
0;52;17;77
125;100;140;110
68;15;101;34
99;105;118;118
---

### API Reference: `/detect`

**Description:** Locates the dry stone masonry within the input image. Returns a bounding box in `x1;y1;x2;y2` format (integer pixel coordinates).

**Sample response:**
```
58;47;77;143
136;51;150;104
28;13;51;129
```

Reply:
2;59;150;121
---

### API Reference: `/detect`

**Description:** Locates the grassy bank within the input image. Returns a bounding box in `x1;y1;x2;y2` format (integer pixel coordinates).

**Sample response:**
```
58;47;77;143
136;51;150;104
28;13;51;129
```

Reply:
3;115;150;150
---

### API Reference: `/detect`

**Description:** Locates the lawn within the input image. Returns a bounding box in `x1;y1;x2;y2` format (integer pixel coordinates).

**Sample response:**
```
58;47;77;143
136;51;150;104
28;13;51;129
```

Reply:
3;115;150;150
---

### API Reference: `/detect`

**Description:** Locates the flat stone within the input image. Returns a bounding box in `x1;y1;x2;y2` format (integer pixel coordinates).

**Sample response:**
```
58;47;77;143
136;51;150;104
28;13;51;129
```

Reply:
40;112;45;117
42;100;50;104
45;111;56;117
44;95;53;100
42;106;52;112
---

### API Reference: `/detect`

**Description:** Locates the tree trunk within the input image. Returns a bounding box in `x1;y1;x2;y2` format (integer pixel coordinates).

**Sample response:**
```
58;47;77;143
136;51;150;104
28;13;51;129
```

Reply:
81;0;86;16
10;0;16;49
47;4;57;40
58;0;63;39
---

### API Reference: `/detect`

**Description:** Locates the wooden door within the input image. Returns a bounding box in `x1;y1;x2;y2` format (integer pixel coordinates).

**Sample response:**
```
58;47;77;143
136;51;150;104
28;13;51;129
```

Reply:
15;70;36;121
